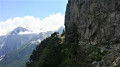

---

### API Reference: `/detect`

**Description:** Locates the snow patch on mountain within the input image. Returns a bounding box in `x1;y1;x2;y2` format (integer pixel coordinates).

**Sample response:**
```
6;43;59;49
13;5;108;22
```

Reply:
0;42;5;49
31;39;41;44
0;55;5;61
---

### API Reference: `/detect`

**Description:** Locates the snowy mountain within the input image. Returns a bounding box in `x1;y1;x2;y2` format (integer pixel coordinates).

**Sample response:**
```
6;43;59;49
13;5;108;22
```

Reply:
57;26;65;34
0;30;53;67
10;26;30;35
0;26;63;67
0;27;37;56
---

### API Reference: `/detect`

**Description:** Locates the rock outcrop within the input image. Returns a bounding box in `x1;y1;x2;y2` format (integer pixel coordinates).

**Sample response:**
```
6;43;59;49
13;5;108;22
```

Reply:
65;0;120;44
65;0;120;67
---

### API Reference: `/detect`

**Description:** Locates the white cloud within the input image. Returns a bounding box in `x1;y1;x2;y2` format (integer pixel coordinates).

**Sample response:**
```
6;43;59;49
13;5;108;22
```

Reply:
0;13;64;36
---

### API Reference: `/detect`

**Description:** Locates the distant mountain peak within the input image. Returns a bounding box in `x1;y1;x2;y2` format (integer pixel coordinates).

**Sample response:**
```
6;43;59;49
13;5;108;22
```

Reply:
10;26;30;35
58;26;65;34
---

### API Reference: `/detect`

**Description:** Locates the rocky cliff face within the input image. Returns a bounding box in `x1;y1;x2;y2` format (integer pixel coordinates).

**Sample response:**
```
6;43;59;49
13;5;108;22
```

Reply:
65;0;120;67
65;0;120;44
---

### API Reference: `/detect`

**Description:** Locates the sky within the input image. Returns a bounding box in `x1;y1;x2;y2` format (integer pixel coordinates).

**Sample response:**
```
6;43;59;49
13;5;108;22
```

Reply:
0;0;68;36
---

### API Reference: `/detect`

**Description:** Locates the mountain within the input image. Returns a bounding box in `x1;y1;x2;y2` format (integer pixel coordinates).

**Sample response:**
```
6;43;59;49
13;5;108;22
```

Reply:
0;25;64;67
0;40;38;67
57;26;64;34
0;27;37;56
26;0;120;67
0;31;53;67
9;26;30;35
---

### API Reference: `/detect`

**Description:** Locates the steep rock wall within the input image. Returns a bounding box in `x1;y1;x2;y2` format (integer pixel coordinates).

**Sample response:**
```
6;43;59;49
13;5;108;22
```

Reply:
65;0;120;44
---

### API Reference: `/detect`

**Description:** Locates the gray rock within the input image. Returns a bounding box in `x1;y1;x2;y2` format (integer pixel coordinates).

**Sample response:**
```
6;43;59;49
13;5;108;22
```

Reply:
65;0;120;67
65;0;120;44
